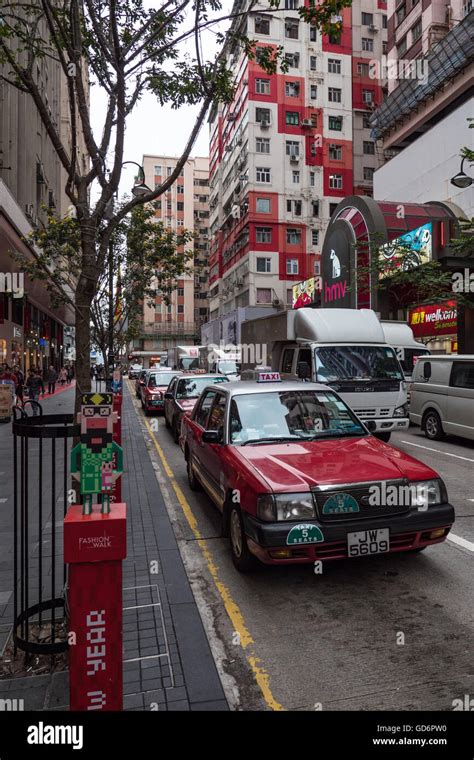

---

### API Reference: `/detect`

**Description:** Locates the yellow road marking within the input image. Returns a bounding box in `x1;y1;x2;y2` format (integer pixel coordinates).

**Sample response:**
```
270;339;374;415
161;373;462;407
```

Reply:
127;379;284;710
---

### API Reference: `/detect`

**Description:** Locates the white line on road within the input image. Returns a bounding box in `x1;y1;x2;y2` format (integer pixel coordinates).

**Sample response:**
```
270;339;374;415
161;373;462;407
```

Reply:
401;440;474;463
447;533;474;553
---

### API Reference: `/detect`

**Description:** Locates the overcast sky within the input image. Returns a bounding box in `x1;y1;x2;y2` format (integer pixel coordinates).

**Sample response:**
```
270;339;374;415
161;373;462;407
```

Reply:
90;2;231;198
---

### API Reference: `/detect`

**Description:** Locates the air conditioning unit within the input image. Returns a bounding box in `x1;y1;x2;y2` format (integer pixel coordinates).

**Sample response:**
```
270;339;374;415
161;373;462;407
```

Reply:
228;111;237;121
239;174;248;182
368;24;378;31
255;15;263;23
236;278;244;287
301;118;314;127
290;154;300;163
236;136;243;145
25;203;35;219
231;205;240;219
272;298;284;308
260;120;270;129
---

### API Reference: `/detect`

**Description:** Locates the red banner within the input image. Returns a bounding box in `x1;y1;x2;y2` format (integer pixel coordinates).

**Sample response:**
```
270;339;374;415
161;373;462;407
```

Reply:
408;301;457;339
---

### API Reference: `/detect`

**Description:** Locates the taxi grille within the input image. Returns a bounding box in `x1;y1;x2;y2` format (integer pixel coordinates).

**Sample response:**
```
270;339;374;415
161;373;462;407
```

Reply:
312;480;411;522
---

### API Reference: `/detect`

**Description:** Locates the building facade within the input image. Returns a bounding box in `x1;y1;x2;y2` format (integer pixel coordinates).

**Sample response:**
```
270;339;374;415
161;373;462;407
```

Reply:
133;155;210;353
206;0;387;330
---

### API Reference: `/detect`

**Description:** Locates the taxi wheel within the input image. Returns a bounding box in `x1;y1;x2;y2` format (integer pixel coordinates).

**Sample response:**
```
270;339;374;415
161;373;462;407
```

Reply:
229;506;257;572
423;410;444;441
187;456;201;491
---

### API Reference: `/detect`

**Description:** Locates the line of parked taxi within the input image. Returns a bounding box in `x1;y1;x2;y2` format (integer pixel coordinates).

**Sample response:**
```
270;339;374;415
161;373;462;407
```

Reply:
137;369;455;573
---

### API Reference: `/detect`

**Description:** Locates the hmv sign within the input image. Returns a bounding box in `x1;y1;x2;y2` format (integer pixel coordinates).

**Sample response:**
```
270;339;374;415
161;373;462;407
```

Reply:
322;225;354;308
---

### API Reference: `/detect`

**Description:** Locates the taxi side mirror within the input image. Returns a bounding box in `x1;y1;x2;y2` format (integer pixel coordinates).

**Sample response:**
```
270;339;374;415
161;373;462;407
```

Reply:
164;392;173;399
202;430;222;444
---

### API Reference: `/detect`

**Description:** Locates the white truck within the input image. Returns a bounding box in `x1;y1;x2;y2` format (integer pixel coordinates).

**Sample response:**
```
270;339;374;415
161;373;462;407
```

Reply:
165;345;201;371
241;308;409;441
198;345;240;379
379;321;430;381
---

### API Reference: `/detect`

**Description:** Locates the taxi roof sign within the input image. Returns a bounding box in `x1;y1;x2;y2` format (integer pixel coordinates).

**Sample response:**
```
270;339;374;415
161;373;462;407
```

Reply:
257;371;281;383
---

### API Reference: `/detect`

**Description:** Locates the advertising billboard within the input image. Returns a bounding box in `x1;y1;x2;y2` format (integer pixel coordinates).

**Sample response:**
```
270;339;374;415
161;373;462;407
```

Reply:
292;277;322;309
380;222;432;279
408;300;457;339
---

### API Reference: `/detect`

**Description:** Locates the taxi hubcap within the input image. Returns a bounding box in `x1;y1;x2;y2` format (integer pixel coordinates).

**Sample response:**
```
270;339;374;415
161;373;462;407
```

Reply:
230;510;242;558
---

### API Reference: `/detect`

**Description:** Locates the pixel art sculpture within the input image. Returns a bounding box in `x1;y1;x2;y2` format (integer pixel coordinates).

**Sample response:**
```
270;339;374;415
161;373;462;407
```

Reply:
71;392;123;515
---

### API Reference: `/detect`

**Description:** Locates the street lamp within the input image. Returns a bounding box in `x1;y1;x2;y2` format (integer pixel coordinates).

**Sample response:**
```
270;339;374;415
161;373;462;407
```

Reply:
450;157;473;189
121;160;153;196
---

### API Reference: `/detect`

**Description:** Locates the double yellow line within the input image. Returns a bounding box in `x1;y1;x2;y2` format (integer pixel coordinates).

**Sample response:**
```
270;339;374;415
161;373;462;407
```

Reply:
131;385;284;711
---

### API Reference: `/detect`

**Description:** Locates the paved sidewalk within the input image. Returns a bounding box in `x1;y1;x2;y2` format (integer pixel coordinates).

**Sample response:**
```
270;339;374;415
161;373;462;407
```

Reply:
0;383;228;711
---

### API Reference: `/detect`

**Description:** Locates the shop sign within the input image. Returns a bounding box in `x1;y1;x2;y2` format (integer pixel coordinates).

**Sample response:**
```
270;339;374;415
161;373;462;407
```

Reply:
408;301;457;339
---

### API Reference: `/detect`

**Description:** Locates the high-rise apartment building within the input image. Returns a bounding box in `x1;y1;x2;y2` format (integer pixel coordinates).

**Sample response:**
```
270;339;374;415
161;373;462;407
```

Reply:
134;155;210;355
206;0;387;327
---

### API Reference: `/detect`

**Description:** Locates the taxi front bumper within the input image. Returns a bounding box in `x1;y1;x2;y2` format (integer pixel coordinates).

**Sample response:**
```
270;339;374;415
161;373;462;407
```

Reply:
242;503;454;564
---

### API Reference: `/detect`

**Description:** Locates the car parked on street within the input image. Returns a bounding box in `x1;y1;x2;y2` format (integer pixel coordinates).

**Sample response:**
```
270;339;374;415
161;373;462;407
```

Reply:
164;373;229;443
140;369;182;415
410;355;474;441
181;374;454;572
135;369;149;398
128;363;143;379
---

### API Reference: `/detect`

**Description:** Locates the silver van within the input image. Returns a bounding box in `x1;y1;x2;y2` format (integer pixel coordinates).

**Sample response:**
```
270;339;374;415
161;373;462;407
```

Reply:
410;355;474;441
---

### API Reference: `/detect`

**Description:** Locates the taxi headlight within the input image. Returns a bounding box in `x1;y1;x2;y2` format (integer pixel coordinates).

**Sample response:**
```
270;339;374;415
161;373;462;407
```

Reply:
257;493;316;522
410;479;446;508
394;404;408;417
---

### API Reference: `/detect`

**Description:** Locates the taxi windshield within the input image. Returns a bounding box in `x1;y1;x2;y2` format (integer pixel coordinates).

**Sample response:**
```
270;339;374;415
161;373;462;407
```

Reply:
148;372;178;388
176;376;228;399
229;390;366;444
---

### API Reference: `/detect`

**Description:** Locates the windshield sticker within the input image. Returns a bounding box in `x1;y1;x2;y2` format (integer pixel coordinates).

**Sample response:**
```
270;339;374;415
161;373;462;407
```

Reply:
286;524;324;545
322;493;360;515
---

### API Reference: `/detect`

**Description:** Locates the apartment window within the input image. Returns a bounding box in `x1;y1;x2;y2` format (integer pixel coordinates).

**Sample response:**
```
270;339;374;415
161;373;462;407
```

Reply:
256;78;271;95
362;113;372;128
310;25;317;41
286;229;301;245
362;89;374;104
357;62;370;76
284;0;298;8
286;258;299;274
154;165;162;175
287;199;302;216
314;261;321;275
363;141;375;155
177;201;184;210
256;288;272;303
310;84;317;100
286;111;299;126
154;200;162;210
312;230;319;245
285;52;300;68
177;304;184;314
329;174;343;190
256;257;272;273
311;200;319;216
329;202;338;216
167;200;172;210
396;4;406;24
285;19;299;39
292;170;300;183
328;87;342;103
412;19;422;42
177;218;184;227
329;32;341;44
177;184;184;193
256;227;272;243
256;197;271;213
363;166;374;181
361;12;373;24
329;115;343;131
256;167;271;183
310;172;315;187
286;140;300;157
167;167;173;176
199;195;207;203
382;15;387;29
328;58;341;74
255;15;270;35
362;37;374;52
310;55;317;71
177;288;184;296
329;144;342;160
382;40;388;54
397;36;407;56
285;81;300;97
256;137;270;153
256;107;271;124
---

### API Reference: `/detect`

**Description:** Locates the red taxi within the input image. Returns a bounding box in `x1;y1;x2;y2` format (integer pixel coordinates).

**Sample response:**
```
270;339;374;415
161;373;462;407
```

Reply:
140;369;181;415
163;373;229;443
181;375;454;572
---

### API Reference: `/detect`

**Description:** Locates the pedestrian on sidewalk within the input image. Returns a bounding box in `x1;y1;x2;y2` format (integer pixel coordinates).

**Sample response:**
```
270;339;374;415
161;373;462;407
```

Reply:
66;365;73;384
13;365;24;404
59;367;67;385
26;369;44;415
46;365;58;395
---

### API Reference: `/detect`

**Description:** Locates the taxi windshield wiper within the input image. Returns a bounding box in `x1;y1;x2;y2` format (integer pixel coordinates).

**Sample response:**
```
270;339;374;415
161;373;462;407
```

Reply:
307;428;366;439
240;436;302;446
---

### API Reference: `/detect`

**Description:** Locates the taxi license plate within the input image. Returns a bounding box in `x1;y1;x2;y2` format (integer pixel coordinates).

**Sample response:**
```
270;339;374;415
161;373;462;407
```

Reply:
347;528;390;557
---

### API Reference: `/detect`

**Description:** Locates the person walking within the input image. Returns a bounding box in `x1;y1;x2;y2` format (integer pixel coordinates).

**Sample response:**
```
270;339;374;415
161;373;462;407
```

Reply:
26;368;45;415
14;366;24;404
66;365;73;384
59;367;67;385
46;365;58;395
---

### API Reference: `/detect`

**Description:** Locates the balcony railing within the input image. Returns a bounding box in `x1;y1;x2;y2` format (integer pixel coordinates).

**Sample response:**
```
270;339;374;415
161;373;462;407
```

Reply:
139;322;197;337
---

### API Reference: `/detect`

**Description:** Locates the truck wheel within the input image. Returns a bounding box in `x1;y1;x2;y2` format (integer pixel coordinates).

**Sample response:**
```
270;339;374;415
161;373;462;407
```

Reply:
423;410;444;441
165;412;170;429
229;506;257;572
374;432;391;443
187;456;201;491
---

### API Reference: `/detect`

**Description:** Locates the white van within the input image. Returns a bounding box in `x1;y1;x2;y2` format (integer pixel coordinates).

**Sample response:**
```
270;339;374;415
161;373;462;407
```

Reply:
379;321;430;381
410;355;474;441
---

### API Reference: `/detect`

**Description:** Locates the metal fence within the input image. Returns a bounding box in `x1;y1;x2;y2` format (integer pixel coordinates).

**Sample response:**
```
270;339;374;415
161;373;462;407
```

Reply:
12;406;80;657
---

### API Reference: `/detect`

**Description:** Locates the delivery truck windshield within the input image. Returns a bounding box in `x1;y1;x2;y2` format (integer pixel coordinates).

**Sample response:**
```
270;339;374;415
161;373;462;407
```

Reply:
314;346;404;383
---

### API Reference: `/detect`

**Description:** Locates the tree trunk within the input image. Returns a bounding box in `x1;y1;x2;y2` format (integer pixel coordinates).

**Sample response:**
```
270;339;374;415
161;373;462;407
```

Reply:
74;234;98;413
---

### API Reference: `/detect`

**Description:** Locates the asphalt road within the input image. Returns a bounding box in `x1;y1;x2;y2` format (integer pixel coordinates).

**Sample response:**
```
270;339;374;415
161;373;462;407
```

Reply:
132;386;474;712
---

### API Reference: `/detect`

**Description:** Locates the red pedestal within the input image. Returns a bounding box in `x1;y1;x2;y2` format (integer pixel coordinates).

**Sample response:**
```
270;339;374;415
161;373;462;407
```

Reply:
64;503;127;711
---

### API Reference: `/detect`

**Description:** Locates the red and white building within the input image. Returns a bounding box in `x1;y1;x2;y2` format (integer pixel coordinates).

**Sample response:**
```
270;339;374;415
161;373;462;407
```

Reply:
207;0;387;326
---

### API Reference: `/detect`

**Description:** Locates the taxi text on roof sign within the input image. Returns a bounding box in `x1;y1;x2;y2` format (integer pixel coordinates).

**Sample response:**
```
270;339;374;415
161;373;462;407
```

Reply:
257;371;281;383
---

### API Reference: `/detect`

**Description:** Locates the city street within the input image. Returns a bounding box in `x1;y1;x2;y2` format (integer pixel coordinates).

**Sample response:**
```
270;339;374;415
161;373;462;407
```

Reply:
128;380;474;712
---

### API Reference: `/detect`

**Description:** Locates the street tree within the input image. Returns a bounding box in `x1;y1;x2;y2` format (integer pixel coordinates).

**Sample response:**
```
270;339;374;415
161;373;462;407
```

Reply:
0;0;351;405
